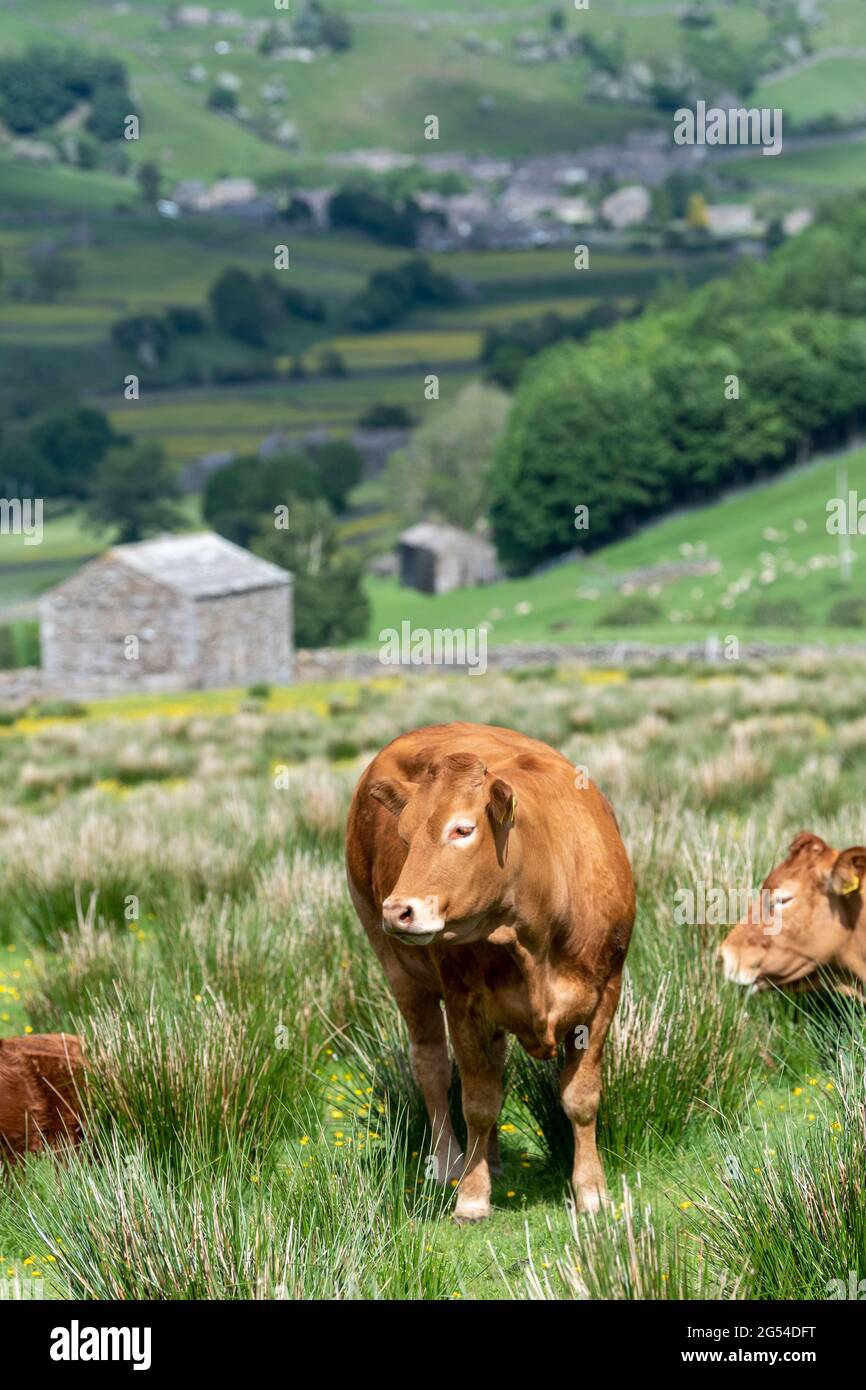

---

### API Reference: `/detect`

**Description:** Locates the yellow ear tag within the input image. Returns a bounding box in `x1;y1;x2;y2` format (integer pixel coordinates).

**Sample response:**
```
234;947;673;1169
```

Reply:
499;795;517;826
842;875;860;895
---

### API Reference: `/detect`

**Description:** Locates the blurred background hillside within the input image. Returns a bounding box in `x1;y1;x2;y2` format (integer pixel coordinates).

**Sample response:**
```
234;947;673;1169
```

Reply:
2;0;866;666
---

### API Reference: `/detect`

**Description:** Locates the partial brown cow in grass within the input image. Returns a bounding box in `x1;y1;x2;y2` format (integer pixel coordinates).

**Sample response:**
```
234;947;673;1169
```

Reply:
0;1033;84;1163
720;832;866;1000
346;721;635;1223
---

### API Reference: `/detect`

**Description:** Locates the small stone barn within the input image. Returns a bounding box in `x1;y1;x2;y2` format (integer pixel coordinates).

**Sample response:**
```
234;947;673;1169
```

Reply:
397;522;499;595
39;532;292;693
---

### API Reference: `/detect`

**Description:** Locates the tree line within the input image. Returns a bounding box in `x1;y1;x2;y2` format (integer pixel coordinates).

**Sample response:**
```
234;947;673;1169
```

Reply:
490;196;866;574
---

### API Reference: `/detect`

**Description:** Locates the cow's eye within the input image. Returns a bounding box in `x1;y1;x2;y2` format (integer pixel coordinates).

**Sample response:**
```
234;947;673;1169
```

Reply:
449;823;475;841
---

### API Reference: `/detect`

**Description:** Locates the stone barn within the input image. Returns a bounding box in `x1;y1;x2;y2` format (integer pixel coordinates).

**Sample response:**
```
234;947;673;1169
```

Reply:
39;532;292;693
397;522;499;595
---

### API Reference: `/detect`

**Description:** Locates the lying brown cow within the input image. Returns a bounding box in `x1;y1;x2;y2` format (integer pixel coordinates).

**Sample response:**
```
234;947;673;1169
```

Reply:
346;721;635;1222
0;1033;84;1162
719;832;866;997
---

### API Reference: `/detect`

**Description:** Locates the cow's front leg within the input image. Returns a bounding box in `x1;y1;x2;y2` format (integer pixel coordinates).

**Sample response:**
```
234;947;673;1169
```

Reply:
448;1017;505;1223
560;971;622;1213
405;993;462;1184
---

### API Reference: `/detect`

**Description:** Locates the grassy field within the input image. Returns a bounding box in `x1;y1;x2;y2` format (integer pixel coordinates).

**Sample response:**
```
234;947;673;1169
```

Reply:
0;664;864;1300
0;0;862;188
364;441;866;648
0;0;655;175
730;138;866;196
3;436;865;643
755;58;866;127
0;191;731;472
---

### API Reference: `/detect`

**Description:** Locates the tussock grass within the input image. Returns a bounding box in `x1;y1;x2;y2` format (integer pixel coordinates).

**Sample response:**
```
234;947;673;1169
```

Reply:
501;1181;742;1301
691;1006;866;1300
2;663;866;1298
6;1123;454;1301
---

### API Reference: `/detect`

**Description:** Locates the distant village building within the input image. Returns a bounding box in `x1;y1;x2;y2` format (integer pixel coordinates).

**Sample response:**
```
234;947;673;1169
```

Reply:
168;5;244;29
40;533;292;693
349;427;412;479
782;207;814;237
172;177;258;211
554;166;588;189
272;46;317;63
600;184;651;230
705;203;761;237
179;450;237;493
415;190;492;239
397;523;499;596
169;5;212;28
500;190;592;226
328;149;414;175
554;197;593;225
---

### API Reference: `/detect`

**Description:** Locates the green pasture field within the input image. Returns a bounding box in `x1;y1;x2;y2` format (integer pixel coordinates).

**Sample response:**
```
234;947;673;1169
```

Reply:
756;58;866;126
310;327;482;370
0;157;130;213
825;0;866;45
97;366;476;461
0;0;862;204
0;664;864;1300
2;0;858;187
0;193;727;442
0;195;729;471
0;0;658;173
0;211;719;349
729;138;866;195
364;441;866;647
0;500;200;611
3;437;865;641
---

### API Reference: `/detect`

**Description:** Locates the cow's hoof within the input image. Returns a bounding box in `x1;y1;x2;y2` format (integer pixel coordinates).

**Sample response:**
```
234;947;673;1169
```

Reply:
453;1198;489;1224
452;1210;488;1226
575;1188;606;1215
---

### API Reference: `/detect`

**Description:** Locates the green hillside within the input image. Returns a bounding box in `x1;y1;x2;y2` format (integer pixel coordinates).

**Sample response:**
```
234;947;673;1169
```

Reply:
0;0;865;187
6;440;865;650
364;442;866;648
0;0;649;177
0;202;730;463
730;138;866;196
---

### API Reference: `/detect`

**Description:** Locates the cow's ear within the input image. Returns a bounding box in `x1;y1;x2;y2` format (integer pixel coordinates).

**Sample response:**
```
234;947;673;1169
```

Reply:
829;847;866;898
788;831;828;859
488;777;517;828
369;778;418;817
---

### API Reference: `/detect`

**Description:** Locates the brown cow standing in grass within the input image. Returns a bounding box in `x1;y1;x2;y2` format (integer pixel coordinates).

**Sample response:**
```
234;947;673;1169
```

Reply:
720;832;866;999
346;721;635;1223
0;1033;84;1163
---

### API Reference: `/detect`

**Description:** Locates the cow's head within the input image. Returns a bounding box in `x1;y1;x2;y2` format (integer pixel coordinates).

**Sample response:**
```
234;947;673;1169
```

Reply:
719;832;866;989
369;750;516;945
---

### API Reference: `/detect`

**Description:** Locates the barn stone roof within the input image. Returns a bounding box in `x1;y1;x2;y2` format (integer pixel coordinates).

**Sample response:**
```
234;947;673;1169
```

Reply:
399;522;492;557
109;532;290;599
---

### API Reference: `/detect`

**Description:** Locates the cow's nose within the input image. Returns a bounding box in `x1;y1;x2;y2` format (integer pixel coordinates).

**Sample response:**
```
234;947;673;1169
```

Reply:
382;898;415;932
